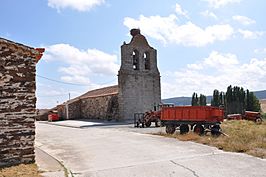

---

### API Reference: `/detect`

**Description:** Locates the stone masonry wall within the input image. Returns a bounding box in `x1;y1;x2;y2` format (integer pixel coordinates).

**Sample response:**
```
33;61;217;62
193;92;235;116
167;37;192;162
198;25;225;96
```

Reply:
0;39;40;167
81;94;119;120
67;100;81;119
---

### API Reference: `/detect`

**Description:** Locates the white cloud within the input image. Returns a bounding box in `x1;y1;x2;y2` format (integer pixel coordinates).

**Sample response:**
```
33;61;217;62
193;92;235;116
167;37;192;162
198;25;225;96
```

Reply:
188;51;238;71
48;0;105;12
200;10;218;20
43;43;119;84
203;51;239;67
175;3;189;18
162;52;266;98
238;29;264;39
254;48;266;53
201;0;241;8
232;15;256;25
124;14;234;47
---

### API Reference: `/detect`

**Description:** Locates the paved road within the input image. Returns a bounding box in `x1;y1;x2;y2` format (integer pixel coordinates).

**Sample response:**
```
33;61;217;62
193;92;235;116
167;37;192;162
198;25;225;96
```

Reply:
36;121;266;177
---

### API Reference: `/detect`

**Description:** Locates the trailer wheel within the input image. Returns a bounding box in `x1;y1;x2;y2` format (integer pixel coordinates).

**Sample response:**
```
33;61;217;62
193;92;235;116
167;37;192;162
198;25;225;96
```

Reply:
180;124;189;134
193;124;204;135
166;125;176;134
145;121;151;127
211;125;221;137
255;118;262;124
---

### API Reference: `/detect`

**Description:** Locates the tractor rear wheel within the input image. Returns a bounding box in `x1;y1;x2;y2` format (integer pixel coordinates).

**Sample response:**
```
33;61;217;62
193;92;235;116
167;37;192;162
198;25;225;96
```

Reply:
193;124;204;135
145;121;151;127
180;124;189;134
166;125;176;134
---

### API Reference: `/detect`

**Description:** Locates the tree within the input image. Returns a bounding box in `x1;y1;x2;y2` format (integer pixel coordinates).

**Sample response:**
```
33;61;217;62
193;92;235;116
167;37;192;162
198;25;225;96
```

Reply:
191;92;199;106
225;86;261;114
199;94;207;106
211;89;220;107
246;91;261;112
192;93;206;106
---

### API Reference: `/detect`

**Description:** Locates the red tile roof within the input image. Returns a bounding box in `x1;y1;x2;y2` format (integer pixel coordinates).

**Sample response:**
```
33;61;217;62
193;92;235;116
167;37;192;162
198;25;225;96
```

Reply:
0;37;45;62
81;85;118;99
65;85;118;104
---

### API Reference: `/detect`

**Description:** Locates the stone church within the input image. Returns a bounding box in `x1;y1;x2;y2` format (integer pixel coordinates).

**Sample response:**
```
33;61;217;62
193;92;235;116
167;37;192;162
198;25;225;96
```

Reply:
58;29;161;120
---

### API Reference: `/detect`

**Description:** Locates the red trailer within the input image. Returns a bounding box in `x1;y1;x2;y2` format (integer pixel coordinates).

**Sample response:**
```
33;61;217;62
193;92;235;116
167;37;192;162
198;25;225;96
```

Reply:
161;106;224;136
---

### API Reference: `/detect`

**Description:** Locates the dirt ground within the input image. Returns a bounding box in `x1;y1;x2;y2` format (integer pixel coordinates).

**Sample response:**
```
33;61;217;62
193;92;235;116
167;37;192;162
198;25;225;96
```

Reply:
260;99;266;113
0;164;41;177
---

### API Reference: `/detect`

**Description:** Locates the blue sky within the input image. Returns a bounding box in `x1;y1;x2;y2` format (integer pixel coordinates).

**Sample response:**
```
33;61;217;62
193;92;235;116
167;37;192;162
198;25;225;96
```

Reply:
1;0;266;108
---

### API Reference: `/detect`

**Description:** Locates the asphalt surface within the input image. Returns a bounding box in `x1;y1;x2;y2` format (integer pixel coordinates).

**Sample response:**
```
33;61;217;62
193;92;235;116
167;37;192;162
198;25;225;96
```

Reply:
36;121;266;177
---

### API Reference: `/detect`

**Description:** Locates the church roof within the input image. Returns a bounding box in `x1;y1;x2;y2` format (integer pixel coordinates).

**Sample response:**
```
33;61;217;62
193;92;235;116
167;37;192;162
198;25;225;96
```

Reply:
81;85;118;99
64;85;118;105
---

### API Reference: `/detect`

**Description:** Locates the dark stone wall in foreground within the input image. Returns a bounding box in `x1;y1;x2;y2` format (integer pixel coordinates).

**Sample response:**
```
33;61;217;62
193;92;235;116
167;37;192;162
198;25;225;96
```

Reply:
0;38;40;167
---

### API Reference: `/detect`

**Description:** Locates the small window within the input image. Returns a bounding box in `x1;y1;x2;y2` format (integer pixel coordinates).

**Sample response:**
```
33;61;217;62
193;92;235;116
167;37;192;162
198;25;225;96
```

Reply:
132;50;139;70
144;52;150;70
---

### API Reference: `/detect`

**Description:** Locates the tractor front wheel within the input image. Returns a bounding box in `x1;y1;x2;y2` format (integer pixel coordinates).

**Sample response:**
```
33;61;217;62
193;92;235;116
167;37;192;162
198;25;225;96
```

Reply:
155;120;161;127
255;118;262;124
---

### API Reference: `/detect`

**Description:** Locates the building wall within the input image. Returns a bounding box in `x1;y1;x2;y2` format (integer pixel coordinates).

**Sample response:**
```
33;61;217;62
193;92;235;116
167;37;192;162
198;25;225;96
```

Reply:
81;95;119;120
118;29;161;120
0;40;39;167
58;94;119;120
68;100;82;119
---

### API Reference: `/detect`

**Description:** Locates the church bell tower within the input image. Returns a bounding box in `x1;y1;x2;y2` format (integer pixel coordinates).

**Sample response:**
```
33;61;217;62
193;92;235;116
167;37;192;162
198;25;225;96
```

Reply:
118;29;161;120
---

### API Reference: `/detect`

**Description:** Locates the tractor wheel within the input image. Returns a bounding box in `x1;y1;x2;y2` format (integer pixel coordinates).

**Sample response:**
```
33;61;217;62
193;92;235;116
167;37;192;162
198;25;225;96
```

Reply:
166;125;176;134
193;124;204;135
211;125;221;137
180;124;189;134
145;121;151;127
255;118;262;124
155;119;161;127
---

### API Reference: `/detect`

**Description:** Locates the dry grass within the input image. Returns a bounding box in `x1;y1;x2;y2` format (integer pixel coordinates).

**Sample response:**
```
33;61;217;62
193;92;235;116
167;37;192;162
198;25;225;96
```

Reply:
0;164;41;177
156;120;266;158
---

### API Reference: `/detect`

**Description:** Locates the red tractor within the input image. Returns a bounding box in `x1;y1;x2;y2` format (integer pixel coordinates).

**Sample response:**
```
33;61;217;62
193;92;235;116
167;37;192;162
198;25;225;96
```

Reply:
135;111;161;128
227;111;263;124
135;104;174;128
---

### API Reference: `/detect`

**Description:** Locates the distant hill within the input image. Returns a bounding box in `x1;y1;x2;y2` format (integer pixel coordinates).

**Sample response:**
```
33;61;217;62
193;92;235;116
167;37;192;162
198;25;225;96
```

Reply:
162;90;266;106
254;90;266;99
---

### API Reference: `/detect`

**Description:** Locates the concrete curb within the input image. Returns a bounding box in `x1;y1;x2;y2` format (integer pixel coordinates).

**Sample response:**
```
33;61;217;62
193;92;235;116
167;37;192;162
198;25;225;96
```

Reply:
35;147;70;177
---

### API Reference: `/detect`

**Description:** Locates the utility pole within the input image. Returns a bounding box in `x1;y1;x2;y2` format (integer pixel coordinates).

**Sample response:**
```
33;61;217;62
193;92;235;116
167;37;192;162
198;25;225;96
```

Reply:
66;93;71;120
